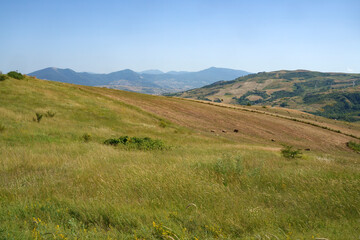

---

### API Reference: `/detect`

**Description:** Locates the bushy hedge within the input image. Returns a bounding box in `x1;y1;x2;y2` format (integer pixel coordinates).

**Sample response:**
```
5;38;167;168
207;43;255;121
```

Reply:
0;74;7;81
104;136;166;150
7;71;24;80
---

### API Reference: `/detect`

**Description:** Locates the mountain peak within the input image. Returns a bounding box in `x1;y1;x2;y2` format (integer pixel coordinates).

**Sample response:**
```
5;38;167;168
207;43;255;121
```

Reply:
28;66;250;94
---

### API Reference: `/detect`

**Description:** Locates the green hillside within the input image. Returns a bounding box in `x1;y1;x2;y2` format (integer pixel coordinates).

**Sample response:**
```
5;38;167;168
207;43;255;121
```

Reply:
171;70;360;122
1;74;360;239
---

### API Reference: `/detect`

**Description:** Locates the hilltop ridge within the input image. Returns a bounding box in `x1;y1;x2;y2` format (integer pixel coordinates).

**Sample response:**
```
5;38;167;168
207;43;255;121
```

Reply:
29;67;250;94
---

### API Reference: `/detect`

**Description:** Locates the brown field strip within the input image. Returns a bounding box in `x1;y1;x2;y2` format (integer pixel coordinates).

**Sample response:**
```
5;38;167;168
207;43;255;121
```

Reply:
80;86;360;152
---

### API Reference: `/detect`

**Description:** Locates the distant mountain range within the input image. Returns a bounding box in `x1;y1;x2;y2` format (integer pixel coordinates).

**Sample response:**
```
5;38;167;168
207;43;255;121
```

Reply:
29;67;249;94
169;70;360;122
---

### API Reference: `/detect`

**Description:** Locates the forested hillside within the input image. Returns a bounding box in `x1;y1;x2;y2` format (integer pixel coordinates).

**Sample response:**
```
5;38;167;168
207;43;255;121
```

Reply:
171;70;360;121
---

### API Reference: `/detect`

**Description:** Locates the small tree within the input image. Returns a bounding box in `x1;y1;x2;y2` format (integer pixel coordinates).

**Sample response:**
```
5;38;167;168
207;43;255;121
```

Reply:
281;145;302;159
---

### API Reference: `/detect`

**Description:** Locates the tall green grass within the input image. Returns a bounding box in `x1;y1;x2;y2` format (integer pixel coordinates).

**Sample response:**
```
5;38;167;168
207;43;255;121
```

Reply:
0;76;359;239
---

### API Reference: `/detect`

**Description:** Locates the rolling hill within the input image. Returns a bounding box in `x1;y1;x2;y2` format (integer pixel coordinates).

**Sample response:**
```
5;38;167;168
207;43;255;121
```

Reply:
171;70;360;122
1;73;360;239
29;67;250;94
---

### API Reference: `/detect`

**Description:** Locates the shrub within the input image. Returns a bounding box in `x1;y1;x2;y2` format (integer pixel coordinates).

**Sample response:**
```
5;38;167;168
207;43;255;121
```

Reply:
104;136;166;150
281;145;302;159
0;74;7;81
104;138;120;146
347;141;360;152
45;110;56;118
33;113;43;123
7;71;24;80
82;133;91;142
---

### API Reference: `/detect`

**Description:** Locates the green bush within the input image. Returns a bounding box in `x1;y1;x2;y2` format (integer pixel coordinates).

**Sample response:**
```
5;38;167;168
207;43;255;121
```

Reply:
33;113;43;123
0;74;7;81
7;71;24;80
104;136;166;150
281;145;302;159
347;141;360;152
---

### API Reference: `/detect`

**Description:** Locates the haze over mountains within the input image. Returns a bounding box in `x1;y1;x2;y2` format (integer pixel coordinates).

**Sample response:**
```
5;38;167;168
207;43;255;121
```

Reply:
29;67;249;94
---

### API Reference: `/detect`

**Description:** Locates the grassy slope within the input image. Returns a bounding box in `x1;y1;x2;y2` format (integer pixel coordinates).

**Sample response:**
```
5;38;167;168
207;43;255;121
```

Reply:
1;76;360;239
172;70;360;121
80;86;360;152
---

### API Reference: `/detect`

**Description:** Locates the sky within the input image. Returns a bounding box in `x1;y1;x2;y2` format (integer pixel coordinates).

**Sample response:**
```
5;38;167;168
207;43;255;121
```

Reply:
0;0;359;74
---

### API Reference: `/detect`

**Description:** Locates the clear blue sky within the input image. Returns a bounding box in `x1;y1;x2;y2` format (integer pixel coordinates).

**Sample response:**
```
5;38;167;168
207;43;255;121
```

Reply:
1;0;359;74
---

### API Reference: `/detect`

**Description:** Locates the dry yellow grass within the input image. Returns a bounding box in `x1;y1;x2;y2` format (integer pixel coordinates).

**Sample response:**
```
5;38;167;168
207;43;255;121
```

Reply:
0;76;359;239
